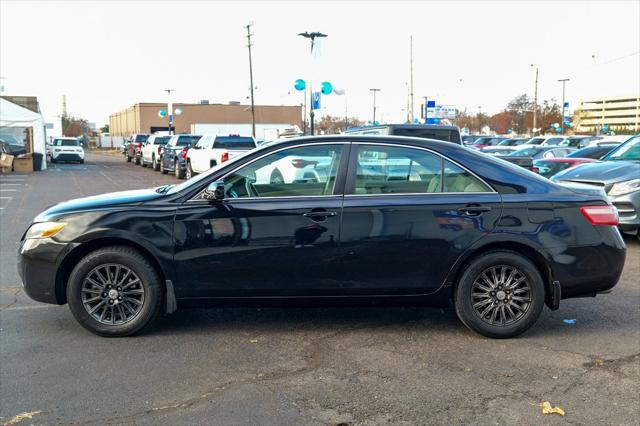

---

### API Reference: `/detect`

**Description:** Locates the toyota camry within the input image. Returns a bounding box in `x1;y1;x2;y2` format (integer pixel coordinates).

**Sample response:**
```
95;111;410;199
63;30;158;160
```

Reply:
19;136;626;338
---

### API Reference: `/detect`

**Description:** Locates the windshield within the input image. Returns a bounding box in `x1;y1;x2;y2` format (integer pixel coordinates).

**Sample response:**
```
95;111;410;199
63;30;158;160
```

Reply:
526;138;545;145
472;137;492;145
0;134;22;145
509;148;540;157
53;139;79;147
176;135;201;146
603;136;640;161
134;135;149;143
153;136;170;145
533;160;572;178
543;138;564;146
213;136;256;149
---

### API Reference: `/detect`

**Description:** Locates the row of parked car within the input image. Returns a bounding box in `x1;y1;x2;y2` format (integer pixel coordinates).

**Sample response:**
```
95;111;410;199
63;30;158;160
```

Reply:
463;134;629;179
122;133;257;179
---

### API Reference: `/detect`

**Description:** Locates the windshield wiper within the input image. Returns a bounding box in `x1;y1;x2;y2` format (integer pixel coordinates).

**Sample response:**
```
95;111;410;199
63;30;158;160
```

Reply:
155;184;175;194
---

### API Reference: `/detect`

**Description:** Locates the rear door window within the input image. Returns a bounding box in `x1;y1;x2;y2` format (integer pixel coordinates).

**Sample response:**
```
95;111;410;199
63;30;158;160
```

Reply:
353;145;491;194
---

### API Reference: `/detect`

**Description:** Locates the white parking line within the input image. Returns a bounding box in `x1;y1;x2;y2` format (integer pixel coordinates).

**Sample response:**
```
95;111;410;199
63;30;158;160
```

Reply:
0;183;22;186
0;189;17;192
0;196;12;199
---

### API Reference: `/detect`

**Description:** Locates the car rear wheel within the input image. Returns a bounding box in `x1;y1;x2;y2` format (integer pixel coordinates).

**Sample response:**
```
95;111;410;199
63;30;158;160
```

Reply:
185;162;194;180
66;246;163;337
160;158;167;174
454;251;544;338
152;155;159;171
175;160;184;179
126;154;132;163
134;155;141;165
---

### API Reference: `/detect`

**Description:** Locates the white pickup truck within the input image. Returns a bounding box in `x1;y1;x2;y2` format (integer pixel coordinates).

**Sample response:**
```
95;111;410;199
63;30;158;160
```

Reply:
185;135;257;179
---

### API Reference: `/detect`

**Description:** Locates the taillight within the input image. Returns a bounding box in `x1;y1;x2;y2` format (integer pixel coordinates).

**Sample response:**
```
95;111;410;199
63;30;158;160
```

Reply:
531;166;539;173
181;147;188;160
580;205;619;226
221;152;229;163
291;159;318;168
135;143;142;152
157;146;162;154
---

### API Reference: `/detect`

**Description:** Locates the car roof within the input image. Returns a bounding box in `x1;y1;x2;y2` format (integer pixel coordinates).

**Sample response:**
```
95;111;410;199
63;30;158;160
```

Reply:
346;124;459;132
534;157;596;163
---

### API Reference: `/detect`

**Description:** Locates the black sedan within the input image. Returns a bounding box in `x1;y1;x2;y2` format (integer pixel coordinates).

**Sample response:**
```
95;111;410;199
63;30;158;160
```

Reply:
18;136;626;338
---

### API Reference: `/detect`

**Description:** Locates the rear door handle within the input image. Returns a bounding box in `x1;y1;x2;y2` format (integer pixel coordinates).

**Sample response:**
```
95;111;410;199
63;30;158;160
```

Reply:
458;205;492;216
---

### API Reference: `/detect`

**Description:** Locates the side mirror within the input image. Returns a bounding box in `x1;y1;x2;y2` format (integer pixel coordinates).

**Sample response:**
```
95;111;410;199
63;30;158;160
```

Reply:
203;180;225;200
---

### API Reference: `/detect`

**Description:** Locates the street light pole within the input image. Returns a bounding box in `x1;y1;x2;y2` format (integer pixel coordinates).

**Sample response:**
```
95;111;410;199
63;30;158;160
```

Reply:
370;88;381;124
558;78;570;135
531;65;538;134
246;23;256;138
164;89;174;135
298;31;327;136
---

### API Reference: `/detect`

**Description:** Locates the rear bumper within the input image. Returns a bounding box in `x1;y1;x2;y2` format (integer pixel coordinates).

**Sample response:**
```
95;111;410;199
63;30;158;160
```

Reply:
550;226;626;299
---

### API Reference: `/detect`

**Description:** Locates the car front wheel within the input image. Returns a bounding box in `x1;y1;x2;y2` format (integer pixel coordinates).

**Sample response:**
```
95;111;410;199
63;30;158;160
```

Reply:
66;246;163;337
454;250;544;339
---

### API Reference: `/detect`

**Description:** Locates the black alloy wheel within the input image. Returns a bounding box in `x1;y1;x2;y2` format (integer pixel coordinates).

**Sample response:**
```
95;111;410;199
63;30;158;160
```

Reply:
454;251;544;338
67;246;162;337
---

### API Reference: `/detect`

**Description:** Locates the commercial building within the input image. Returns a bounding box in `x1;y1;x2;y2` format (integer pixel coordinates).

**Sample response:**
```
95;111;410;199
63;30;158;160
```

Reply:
109;102;302;139
575;95;640;133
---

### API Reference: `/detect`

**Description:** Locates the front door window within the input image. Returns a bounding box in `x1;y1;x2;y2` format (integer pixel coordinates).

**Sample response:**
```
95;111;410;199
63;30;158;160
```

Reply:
223;144;344;198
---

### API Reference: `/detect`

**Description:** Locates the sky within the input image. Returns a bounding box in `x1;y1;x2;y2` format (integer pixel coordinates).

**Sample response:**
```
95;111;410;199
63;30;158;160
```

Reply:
1;0;639;126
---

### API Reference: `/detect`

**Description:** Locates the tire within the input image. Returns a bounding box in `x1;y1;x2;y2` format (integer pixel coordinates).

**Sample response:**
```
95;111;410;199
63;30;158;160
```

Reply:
66;246;163;337
160;158;167;174
152;155;160;171
126;154;132;163
175;160;184;179
454;250;544;339
185;162;194;180
141;158;148;168
80;159;85;164
270;169;285;185
50;158;56;164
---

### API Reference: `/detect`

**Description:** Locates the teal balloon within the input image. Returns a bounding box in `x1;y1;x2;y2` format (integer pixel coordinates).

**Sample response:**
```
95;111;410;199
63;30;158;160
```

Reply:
158;109;167;118
321;81;333;95
294;79;306;91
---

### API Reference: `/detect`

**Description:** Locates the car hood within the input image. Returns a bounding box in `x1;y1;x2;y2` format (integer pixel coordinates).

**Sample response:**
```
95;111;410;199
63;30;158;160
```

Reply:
35;188;164;221
552;160;640;185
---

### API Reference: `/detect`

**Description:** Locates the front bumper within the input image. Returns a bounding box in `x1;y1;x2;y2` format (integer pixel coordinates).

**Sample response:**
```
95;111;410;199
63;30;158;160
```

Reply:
52;153;84;162
18;238;70;304
611;190;640;233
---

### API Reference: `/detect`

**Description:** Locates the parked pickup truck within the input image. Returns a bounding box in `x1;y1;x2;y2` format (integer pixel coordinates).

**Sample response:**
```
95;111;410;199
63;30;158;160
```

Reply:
185;135;257;179
140;134;170;170
159;134;202;178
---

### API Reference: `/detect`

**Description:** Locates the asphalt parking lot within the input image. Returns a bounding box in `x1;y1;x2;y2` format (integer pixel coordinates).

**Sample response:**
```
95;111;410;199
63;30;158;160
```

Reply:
1;152;638;425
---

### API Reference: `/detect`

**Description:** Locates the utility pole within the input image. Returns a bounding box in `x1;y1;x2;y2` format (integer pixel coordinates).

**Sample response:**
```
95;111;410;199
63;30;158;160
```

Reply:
62;95;68;118
558;78;570;135
531;65;538;134
164;89;174;135
298;31;327;135
409;36;414;123
246;23;256;138
370;88;381;124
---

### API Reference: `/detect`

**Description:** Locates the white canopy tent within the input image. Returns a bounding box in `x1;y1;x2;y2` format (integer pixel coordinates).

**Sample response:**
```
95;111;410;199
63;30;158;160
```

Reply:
0;97;47;170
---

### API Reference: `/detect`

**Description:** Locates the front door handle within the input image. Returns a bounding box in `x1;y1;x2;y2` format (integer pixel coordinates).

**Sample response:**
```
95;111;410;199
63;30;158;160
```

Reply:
458;205;492;216
303;210;338;222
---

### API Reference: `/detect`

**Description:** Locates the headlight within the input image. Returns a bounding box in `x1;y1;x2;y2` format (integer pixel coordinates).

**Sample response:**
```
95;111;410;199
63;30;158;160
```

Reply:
608;179;640;196
25;222;67;239
54;149;60;152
